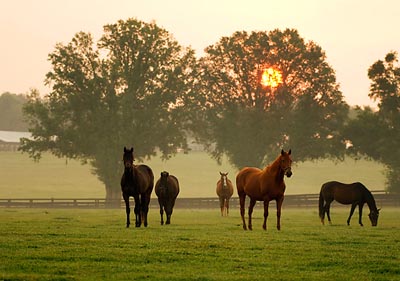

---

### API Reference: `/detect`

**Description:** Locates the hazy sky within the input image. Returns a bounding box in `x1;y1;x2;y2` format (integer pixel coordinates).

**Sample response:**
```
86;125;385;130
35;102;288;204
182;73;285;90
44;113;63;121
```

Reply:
1;0;399;107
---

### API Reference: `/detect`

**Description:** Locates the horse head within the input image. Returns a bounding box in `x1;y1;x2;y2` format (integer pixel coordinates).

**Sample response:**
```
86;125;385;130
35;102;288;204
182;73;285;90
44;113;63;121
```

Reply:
161;171;169;179
123;147;134;170
160;171;169;187
368;208;380;226
219;172;229;188
280;149;292;178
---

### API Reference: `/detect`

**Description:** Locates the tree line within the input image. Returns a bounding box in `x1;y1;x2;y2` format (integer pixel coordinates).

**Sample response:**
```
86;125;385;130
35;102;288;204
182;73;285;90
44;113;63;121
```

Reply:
2;18;398;200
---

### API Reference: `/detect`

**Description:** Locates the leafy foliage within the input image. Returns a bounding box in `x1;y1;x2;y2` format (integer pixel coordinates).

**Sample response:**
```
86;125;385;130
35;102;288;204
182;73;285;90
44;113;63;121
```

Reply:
20;19;197;201
0;92;29;131
345;51;400;192
196;29;349;168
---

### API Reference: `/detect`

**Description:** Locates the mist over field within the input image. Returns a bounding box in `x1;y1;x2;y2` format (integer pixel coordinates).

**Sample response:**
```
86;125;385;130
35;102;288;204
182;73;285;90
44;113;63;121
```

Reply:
0;151;385;199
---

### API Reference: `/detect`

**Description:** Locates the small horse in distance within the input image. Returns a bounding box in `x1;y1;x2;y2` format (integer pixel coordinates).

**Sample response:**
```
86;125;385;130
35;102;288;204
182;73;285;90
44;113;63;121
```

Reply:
120;147;154;228
236;149;292;231
155;171;180;225
216;172;234;216
319;181;380;226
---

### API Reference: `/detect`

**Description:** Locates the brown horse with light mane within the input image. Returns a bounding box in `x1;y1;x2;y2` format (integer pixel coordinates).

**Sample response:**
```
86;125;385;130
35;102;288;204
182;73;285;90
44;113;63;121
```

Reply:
236;149;292;231
216;172;234;216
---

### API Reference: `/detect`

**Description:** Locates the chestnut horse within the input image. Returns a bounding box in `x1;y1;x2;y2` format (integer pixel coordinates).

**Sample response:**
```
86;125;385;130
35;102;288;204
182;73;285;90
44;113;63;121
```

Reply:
120;147;154;228
236;149;292;231
155;171;180;225
319;181;380;226
216;172;234;216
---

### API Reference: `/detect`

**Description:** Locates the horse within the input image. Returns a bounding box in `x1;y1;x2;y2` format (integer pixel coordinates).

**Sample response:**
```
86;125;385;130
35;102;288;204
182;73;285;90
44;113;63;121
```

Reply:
319;181;380;226
216;172;234;216
236;149;292;231
120;147;154;228
155;171;180;225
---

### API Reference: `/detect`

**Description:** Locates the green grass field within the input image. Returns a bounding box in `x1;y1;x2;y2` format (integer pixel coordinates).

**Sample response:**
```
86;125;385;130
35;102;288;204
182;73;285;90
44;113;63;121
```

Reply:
0;208;399;280
0;151;387;198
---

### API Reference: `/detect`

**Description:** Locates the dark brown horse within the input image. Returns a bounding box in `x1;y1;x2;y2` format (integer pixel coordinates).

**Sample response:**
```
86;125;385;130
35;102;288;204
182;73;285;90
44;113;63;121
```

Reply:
216;172;234;216
319;181;380;226
120;147;154;228
236;149;292;231
155;171;180;225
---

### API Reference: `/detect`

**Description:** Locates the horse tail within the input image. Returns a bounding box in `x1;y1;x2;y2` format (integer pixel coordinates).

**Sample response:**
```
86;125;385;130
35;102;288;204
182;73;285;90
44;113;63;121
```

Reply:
318;188;325;220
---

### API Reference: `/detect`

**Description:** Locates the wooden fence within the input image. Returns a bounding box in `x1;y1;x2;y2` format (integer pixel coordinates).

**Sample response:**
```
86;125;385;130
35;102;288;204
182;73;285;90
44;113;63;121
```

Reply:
0;191;398;209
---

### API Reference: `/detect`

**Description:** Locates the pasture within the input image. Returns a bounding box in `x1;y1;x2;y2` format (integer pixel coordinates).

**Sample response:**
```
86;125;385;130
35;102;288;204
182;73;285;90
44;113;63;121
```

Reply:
0;151;387;198
1;208;399;280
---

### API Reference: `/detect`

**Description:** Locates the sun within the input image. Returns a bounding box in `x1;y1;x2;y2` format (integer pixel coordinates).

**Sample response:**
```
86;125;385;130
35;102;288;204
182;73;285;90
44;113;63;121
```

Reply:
261;67;283;88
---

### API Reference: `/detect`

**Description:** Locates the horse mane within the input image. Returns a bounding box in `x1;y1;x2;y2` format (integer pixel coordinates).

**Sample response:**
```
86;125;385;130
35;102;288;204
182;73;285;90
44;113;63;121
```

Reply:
263;154;285;180
357;182;378;212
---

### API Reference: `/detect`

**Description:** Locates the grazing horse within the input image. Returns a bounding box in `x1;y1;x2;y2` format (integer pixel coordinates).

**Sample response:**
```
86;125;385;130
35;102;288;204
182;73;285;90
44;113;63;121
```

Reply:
319;181;380;226
216;172;234;216
236;149;292;231
120;147;154;228
155;171;180;225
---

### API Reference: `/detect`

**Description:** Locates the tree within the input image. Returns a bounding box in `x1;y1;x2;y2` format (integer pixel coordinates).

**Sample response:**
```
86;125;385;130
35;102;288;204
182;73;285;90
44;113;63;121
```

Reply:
345;51;400;193
195;29;349;169
20;18;197;203
0;92;29;131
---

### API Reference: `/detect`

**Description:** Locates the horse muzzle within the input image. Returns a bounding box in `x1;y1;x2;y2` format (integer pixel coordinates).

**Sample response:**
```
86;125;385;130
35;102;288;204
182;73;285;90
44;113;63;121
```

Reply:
285;168;292;178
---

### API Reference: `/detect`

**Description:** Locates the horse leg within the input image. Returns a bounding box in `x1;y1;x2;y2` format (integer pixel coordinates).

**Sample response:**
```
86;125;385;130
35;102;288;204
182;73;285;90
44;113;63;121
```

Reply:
239;194;247;230
347;203;357;226
226;199;230;216
142;196;150;227
358;203;364;226
158;198;164;225
248;198;256;231
219;197;224;216
325;201;332;224
123;194;130;228
262;200;270;230
276;197;284;231
133;196;141;227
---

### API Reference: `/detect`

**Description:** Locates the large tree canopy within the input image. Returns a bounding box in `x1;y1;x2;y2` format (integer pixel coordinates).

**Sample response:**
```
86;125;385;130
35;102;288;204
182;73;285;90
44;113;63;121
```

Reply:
20;18;197;202
196;29;349;169
0;92;28;131
345;51;400;192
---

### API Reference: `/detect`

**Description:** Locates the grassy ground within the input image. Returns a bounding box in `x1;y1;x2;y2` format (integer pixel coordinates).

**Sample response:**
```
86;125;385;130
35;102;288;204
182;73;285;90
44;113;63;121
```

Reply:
0;151;386;198
0;208;399;280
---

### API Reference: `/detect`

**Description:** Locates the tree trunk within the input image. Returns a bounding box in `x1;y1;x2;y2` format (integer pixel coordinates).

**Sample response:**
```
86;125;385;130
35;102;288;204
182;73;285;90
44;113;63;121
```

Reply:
105;184;121;208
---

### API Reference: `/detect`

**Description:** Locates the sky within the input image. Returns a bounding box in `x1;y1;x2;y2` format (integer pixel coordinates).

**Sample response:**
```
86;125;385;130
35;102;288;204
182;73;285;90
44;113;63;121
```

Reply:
1;0;399;107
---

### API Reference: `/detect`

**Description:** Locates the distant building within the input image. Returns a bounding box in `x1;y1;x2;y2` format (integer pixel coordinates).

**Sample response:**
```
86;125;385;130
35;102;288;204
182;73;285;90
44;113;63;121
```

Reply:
0;130;31;151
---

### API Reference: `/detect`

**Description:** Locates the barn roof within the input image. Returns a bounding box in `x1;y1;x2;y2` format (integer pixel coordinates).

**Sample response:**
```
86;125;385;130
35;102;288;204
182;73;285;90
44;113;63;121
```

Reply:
0;130;32;143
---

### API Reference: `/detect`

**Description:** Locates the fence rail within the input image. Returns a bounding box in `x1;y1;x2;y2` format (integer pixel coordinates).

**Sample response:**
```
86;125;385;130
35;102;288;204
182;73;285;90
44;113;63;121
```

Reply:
0;191;398;209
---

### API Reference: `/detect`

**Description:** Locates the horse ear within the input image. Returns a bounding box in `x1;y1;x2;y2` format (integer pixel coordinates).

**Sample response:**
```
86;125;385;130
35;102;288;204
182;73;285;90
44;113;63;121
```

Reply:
281;149;285;156
130;147;134;153
288;149;291;155
124;146;127;152
220;172;223;175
